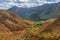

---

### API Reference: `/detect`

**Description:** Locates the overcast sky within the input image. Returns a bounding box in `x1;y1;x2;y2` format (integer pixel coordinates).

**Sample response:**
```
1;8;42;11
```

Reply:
0;0;60;9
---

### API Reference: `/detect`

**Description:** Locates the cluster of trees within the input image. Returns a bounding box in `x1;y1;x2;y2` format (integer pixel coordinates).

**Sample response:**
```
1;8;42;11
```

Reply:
30;21;42;28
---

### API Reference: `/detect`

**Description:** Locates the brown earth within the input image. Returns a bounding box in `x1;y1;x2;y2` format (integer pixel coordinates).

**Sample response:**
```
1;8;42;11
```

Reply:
0;9;60;40
40;16;60;34
0;10;31;32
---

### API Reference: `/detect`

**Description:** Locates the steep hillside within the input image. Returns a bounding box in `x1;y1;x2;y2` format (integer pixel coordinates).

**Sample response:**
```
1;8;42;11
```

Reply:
40;16;60;34
0;10;29;32
8;2;60;20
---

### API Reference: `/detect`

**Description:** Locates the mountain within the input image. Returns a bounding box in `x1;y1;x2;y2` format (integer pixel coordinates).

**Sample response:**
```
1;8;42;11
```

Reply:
8;6;31;18
8;6;36;20
28;2;60;20
8;2;60;21
0;9;30;32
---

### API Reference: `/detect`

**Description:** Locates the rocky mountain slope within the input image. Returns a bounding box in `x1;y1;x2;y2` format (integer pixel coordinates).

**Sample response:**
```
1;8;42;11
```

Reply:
8;2;60;20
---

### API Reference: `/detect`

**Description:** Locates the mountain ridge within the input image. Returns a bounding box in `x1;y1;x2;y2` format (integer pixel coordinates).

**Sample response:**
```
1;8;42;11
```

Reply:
8;2;60;21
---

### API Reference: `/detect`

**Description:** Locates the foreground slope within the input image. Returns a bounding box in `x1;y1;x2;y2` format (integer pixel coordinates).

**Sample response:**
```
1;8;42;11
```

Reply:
0;10;29;32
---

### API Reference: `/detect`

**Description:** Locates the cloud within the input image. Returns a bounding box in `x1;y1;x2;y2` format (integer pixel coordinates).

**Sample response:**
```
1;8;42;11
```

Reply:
0;0;60;9
0;3;11;9
46;0;60;3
